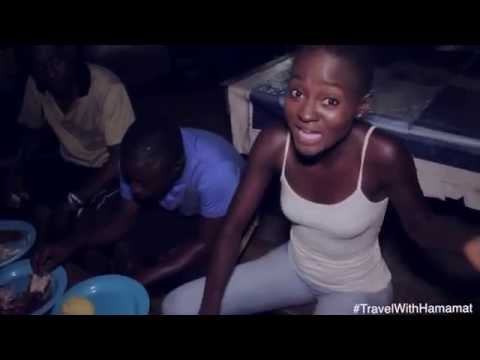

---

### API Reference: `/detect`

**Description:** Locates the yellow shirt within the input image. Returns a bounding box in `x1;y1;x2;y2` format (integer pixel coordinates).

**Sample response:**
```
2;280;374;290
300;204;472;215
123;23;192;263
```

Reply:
17;63;135;168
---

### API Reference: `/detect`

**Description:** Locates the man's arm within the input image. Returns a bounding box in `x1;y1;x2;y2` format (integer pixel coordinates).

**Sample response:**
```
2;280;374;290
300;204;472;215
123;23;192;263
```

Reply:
72;145;120;203
80;197;140;249
134;216;224;286
32;197;139;274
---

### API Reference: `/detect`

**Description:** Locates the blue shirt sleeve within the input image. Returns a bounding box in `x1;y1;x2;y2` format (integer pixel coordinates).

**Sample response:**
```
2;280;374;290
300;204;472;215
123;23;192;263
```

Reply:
198;161;244;218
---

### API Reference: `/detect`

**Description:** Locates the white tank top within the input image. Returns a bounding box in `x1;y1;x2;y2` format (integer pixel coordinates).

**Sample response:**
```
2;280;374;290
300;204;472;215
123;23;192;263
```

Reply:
280;126;392;293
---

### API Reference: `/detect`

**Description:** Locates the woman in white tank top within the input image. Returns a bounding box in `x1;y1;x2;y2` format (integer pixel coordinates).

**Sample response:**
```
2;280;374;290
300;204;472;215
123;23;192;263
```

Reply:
162;46;480;315
281;126;391;294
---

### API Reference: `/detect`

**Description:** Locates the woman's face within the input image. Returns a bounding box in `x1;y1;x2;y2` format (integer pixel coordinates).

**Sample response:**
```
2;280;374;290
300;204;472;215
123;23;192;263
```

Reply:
284;49;368;157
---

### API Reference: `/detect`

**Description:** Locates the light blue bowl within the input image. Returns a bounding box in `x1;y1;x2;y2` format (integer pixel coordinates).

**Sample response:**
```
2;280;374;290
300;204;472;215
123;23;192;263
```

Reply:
52;275;150;315
0;221;36;268
0;259;68;315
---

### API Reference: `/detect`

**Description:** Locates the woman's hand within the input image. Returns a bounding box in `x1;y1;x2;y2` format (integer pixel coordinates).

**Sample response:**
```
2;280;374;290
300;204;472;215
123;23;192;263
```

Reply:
463;236;480;271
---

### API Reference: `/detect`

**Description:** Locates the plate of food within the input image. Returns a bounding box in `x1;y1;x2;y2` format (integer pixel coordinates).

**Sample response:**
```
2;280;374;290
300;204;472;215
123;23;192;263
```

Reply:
0;221;36;268
0;259;67;315
52;275;150;315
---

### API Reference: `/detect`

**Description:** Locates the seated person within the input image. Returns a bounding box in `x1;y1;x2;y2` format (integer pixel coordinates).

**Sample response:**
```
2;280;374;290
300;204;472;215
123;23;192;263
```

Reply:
13;45;135;241
161;45;480;315
32;120;246;287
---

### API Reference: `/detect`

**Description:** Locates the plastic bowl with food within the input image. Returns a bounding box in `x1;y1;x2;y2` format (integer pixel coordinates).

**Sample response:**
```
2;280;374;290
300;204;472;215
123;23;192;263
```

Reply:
0;259;67;315
53;275;150;315
0;221;36;268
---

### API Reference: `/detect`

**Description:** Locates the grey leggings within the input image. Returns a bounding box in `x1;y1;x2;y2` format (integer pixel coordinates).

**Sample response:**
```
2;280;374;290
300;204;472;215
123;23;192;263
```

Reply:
162;243;393;315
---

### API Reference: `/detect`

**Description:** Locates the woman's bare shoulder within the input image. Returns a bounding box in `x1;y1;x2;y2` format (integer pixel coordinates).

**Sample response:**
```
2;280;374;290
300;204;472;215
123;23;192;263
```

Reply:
359;125;417;187
249;123;289;168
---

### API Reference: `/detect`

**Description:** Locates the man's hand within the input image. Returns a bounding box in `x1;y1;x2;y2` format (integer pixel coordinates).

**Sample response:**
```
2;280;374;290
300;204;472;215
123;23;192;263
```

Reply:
132;217;224;288
32;242;77;275
71;145;120;204
130;254;172;287
132;266;159;286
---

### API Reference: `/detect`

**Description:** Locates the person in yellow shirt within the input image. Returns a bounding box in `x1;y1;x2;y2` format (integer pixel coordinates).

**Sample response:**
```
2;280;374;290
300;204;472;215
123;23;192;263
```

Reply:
16;45;135;242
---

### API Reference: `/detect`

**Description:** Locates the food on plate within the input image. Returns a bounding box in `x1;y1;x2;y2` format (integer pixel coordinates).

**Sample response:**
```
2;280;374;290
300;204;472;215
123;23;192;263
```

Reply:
0;274;52;315
61;296;95;315
0;246;20;262
29;274;51;293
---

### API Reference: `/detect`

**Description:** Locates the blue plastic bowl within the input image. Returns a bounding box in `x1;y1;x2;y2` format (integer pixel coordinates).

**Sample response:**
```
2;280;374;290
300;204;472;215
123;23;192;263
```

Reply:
0;259;68;315
52;275;150;315
0;221;36;268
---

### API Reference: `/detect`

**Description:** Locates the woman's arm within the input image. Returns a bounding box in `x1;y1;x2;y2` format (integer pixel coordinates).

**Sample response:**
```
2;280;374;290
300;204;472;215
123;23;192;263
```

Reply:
375;132;479;254
199;126;286;314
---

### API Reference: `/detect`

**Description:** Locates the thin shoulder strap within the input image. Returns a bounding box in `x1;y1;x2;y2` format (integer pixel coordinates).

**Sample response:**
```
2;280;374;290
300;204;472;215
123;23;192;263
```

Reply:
357;126;377;189
281;132;291;178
